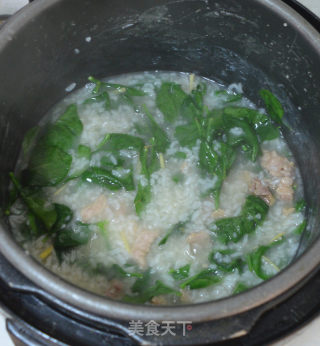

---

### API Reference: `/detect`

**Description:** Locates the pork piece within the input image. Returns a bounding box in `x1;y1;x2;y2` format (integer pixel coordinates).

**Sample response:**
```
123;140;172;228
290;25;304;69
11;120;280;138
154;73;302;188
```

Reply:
260;150;294;178
105;279;124;299
212;209;225;220
81;195;108;223
249;178;275;206
131;229;159;268
187;231;211;255
180;289;192;304
276;177;294;202
151;295;168;305
283;207;295;216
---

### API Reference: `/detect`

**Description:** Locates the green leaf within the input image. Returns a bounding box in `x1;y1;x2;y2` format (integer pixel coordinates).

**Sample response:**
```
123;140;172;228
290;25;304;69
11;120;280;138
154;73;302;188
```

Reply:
158;221;186;246
77;144;91;159
209;249;244;273
84;91;111;110
223;107;279;142
294;220;307;235
180;268;221;289
88;76;145;111
134;142;161;216
25;212;43;237
156;82;188;122
55;104;83;137
259;89;284;124
172;172;185;184
140;104;170;153
123;279;181;304
24;105;83;187
82;262;142;280
175;121;201;148
213;216;244;244
139;143;159;179
38;124;75;152
95;220;110;249
134;183;151;216
131;269;152;294
100;155;124;170
199;141;235;207
246;245;272;280
233;282;249;295
81;166;135;191
295;199;306;212
9;173;57;232
103;82;145;97
52;203;73;233
191;83;207;111
22;126;40;156
255;123;280;142
169;264;190;280
173;151;187;160
98;133;144;153
246;237;284;280
213;195;269;244
107;264;143;279
88;76;146;96
223;114;260;162
26;145;72;186
54;221;91;256
215;90;243;104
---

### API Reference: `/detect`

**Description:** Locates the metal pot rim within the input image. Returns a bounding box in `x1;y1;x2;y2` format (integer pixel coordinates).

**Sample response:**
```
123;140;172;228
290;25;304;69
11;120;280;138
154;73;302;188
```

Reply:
1;0;320;323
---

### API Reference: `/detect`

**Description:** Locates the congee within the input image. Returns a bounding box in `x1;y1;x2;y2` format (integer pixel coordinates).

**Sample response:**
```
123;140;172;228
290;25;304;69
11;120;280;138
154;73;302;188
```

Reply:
7;72;306;304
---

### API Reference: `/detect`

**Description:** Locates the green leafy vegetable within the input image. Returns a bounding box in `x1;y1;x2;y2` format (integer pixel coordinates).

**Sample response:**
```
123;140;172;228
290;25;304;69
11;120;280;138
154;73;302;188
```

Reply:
26;145;72;187
54;221;91;258
134;140;162;216
233;282;249;294
199;140;235;207
181;83;207;120
81;166;134;191
209;249;244;273
52;203;73;233
138;104;170;153
82;262;142;280
212;195;269;244
9;173;57;232
158;221;186;246
169;264;190;280
175;120;201;148
25;104;82;186
88;76;145;111
223;107;279;142
259;89;284;124
223;114;260;162
215;90;243;104
123;279;181;304
173;151;187;160
22;126;40;157
134;183;152;216
131;269;152;293
55;104;83;137
77;144;91;159
180;268;221;289
172;172;185;184
97;133;144;153
295;199;306;212
84;91;111;110
156;82;188;122
294;220;307;235
246;237;284;280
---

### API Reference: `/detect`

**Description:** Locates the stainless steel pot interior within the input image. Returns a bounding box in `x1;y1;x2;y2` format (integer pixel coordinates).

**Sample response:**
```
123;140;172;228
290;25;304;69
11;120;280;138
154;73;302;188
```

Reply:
0;0;320;324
